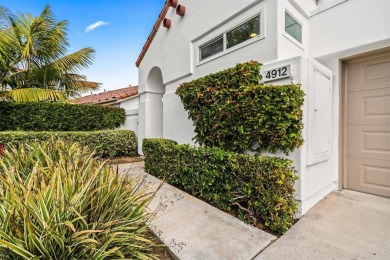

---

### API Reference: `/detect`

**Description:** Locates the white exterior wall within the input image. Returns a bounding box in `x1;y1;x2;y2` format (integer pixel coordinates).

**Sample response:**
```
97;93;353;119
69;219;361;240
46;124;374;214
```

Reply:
137;0;390;215
117;96;139;110
115;96;139;136
300;0;390;213
309;0;390;58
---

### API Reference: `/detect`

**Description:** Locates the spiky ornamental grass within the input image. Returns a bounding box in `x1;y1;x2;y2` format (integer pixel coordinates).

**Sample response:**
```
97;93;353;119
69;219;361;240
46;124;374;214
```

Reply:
0;140;156;259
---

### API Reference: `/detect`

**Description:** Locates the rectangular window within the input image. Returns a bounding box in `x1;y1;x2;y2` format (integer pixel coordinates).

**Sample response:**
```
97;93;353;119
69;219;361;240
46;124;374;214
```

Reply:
198;13;262;62
200;36;223;61
285;12;302;43
226;15;260;49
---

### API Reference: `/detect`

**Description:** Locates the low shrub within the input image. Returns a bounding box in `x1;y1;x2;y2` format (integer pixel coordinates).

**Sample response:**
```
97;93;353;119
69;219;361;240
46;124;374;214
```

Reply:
176;61;305;154
143;138;298;235
0;101;125;131
0;130;136;158
0;140;155;259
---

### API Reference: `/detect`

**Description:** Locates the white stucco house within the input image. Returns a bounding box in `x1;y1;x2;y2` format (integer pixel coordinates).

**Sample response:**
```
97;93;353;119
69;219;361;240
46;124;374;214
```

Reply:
135;0;390;215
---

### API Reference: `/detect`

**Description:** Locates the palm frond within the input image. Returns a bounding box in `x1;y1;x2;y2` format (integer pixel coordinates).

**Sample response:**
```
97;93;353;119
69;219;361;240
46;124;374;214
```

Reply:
58;73;101;95
0;6;15;30
67;80;101;92
0;4;98;101
52;48;95;73
6;88;66;102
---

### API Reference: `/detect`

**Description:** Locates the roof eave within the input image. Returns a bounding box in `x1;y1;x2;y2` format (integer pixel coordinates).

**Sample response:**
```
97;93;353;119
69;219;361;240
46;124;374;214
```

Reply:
113;94;139;103
135;1;170;67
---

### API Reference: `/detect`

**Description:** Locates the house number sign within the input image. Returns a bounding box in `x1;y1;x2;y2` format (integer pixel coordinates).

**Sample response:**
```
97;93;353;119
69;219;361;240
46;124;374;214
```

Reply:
263;65;291;82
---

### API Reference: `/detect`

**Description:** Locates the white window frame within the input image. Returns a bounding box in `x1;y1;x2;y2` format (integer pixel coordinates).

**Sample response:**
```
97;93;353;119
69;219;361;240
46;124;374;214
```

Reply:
225;14;261;49
199;35;224;62
197;10;265;65
283;10;304;50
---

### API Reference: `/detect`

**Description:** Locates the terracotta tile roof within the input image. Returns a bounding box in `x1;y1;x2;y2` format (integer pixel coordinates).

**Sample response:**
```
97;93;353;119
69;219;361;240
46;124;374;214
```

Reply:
135;1;170;67
73;86;138;104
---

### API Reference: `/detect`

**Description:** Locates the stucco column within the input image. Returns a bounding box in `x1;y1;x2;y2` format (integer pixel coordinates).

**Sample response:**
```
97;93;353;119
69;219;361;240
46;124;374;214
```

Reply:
137;91;163;155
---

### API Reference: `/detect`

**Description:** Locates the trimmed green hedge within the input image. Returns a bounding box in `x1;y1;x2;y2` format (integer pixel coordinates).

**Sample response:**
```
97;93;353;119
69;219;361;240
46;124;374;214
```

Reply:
143;138;298;234
0;130;136;158
176;61;305;154
0;102;125;131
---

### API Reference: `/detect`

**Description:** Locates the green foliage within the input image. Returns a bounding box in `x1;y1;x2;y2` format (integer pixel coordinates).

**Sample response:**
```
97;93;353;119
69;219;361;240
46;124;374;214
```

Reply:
176;61;305;154
3;88;66;102
0;130;136;158
0;140;155;259
0;5;100;102
0;101;125;131
143;138;298;234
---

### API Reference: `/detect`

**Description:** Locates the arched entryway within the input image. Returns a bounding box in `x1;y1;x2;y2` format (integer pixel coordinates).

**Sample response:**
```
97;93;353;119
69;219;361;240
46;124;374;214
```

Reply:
138;66;164;154
145;67;164;138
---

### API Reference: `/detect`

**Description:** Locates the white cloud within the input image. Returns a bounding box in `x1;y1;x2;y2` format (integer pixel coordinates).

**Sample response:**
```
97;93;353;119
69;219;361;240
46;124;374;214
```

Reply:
85;21;108;32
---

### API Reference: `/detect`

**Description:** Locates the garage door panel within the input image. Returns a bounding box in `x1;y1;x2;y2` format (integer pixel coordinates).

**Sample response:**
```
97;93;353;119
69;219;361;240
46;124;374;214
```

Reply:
347;157;390;197
346;51;390;198
347;53;390;92
347;125;390;160
347;88;390;125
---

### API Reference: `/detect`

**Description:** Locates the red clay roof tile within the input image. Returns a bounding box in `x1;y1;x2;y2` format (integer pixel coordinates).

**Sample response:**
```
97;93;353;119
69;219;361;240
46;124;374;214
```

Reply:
73;86;138;104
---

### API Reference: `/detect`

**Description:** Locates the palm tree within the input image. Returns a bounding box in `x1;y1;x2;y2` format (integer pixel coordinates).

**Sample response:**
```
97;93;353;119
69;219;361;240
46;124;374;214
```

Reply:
0;5;100;102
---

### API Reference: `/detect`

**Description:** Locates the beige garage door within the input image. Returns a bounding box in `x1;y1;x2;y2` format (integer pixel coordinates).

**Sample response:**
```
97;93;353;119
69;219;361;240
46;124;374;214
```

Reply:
346;52;390;197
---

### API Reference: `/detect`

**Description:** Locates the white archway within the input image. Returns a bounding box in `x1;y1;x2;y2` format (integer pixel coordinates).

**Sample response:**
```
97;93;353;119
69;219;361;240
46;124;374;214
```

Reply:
146;67;164;94
138;67;164;154
145;67;164;138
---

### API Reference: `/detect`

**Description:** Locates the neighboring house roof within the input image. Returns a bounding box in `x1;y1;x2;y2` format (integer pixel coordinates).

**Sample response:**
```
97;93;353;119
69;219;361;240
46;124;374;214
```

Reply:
73;86;138;105
135;1;170;67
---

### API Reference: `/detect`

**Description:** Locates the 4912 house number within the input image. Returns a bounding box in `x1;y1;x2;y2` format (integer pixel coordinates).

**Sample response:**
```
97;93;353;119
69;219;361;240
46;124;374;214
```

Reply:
263;65;291;82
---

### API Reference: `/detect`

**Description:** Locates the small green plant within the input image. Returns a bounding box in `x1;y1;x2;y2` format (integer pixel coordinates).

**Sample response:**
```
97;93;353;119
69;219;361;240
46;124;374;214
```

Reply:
143;138;298;235
0;130;137;158
0;140;155;259
0;102;125;131
176;61;305;154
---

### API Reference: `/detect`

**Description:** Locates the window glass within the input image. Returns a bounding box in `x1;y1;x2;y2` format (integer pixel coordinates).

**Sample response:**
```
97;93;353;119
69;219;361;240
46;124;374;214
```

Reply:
285;12;302;43
200;36;223;60
226;15;260;49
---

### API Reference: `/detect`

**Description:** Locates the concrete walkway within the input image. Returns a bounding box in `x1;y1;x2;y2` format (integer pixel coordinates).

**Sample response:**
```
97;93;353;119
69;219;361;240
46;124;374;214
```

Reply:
115;162;276;260
256;190;390;260
115;162;390;259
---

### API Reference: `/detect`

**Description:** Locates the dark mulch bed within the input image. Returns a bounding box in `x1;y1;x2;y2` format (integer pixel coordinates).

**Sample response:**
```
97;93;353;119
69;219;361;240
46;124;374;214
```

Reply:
147;231;173;259
108;156;143;165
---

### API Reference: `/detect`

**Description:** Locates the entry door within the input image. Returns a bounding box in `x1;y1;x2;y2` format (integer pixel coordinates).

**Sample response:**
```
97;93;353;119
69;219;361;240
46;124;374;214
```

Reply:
346;52;390;197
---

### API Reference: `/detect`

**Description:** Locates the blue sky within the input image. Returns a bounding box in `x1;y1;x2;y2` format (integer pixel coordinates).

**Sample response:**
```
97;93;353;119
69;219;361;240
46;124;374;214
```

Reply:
1;0;165;92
